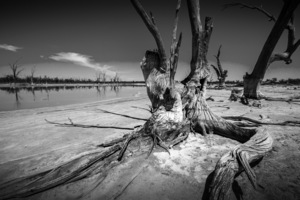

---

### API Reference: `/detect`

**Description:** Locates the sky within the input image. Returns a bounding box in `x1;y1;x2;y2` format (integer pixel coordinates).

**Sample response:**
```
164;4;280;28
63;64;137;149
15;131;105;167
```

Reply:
0;0;299;81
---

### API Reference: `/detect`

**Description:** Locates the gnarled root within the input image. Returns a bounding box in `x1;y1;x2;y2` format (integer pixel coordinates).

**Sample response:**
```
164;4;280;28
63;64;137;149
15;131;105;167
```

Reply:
208;128;273;200
185;91;273;200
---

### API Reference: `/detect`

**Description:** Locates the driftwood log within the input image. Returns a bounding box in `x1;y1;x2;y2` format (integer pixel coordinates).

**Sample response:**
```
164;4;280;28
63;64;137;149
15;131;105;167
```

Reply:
0;1;275;200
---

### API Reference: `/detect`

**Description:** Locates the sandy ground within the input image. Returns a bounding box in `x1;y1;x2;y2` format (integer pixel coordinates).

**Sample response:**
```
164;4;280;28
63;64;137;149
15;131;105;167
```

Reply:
0;85;300;200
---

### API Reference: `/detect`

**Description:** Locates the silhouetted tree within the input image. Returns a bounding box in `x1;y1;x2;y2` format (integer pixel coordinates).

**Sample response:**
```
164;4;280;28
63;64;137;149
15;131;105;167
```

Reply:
211;45;228;88
9;59;23;85
225;0;300;99
30;66;36;85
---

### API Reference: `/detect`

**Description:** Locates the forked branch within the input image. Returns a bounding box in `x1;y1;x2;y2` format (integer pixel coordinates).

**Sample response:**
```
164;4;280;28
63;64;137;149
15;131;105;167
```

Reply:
182;0;213;85
270;15;300;64
211;45;227;87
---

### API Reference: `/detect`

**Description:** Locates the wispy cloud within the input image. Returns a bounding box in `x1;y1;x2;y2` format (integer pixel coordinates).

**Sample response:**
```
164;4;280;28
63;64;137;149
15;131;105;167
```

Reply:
49;52;115;75
0;44;22;52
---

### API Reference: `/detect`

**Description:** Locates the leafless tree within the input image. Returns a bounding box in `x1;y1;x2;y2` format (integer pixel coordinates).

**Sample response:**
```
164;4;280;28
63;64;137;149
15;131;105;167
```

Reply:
30;66;36;85
224;0;300;99
9;59;23;84
131;0;273;199
211;45;228;88
95;71;102;83
101;71;107;82
113;73;121;82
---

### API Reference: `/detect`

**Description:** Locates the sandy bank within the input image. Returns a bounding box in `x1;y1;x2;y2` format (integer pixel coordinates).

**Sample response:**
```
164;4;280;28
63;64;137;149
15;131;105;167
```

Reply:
0;86;300;200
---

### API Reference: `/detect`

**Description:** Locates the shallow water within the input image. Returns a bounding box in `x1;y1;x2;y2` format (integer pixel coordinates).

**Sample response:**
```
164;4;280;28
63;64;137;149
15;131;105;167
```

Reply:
0;85;146;111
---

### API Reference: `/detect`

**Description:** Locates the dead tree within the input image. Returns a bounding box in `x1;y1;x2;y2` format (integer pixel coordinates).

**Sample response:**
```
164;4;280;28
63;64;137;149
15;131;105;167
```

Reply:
30;66;36;85
0;1;274;200
113;72;121;82
101;71;107;82
129;0;273;199
211;45;228;88
9;59;23;85
95;71;103;84
225;0;300;99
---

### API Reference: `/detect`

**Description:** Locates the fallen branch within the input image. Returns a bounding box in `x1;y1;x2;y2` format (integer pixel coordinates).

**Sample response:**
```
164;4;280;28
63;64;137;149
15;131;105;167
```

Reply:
98;108;148;121
131;106;151;112
45;119;135;130
222;116;300;126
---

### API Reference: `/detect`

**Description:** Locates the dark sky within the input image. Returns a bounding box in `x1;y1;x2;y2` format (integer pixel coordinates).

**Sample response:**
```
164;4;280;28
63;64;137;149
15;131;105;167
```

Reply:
0;0;299;81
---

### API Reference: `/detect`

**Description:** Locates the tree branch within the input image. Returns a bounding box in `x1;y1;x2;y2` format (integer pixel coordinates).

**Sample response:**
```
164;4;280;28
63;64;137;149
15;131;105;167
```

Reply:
169;0;182;89
222;116;300;126
131;0;167;71
98;109;147;121
223;3;276;22
210;64;220;78
214;45;223;75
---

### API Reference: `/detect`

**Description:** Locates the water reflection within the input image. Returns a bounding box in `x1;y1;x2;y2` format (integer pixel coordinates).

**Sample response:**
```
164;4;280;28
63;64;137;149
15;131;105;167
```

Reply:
0;85;145;111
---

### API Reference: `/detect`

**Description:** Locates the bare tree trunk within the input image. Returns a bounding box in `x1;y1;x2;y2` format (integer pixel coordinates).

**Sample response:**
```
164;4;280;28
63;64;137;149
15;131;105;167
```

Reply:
243;0;300;99
181;0;212;87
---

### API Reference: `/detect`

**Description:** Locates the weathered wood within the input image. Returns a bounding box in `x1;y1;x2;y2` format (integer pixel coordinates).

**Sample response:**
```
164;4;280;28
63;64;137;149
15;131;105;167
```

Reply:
181;0;215;129
181;0;212;86
0;144;122;199
141;50;169;109
137;0;183;110
45;118;134;130
208;128;273;200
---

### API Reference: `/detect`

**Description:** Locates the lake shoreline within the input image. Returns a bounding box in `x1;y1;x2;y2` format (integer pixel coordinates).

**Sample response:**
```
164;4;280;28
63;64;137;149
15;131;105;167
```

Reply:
0;82;146;89
0;86;300;199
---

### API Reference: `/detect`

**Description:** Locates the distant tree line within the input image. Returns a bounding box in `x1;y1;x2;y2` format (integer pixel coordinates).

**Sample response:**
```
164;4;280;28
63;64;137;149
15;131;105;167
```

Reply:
263;78;300;85
0;75;145;84
2;74;299;85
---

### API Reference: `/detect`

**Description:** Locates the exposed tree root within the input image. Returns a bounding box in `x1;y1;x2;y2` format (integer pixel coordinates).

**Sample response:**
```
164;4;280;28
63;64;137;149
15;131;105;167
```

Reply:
110;164;148;200
0;144;122;200
208;128;273;200
0;114;194;200
183;91;273;199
